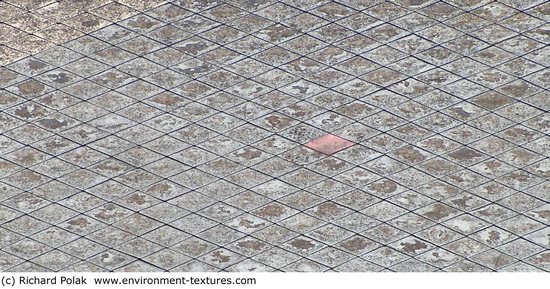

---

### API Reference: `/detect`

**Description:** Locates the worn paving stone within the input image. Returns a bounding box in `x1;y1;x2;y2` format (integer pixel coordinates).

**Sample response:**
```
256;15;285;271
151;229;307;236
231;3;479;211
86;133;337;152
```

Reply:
0;0;548;272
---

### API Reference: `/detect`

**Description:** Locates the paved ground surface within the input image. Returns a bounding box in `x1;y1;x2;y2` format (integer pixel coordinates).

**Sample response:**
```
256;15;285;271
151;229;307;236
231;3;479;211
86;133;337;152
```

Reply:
0;0;549;272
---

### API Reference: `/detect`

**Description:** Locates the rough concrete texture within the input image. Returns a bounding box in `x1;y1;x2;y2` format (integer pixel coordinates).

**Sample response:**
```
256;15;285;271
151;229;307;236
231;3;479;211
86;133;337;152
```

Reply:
0;0;549;272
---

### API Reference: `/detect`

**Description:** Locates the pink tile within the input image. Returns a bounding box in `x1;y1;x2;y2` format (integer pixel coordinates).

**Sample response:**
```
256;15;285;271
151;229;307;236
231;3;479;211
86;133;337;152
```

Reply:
305;134;355;155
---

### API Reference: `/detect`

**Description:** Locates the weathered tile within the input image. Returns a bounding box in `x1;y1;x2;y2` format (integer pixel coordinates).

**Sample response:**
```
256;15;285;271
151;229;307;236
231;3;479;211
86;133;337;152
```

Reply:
1;0;548;273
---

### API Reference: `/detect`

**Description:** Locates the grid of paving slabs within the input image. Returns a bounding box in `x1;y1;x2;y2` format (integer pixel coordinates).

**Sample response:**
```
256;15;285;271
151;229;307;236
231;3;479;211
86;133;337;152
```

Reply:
0;0;549;272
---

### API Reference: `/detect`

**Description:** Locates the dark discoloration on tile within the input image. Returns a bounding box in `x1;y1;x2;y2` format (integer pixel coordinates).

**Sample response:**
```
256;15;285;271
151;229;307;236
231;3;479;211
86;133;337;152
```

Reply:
0;0;548;273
